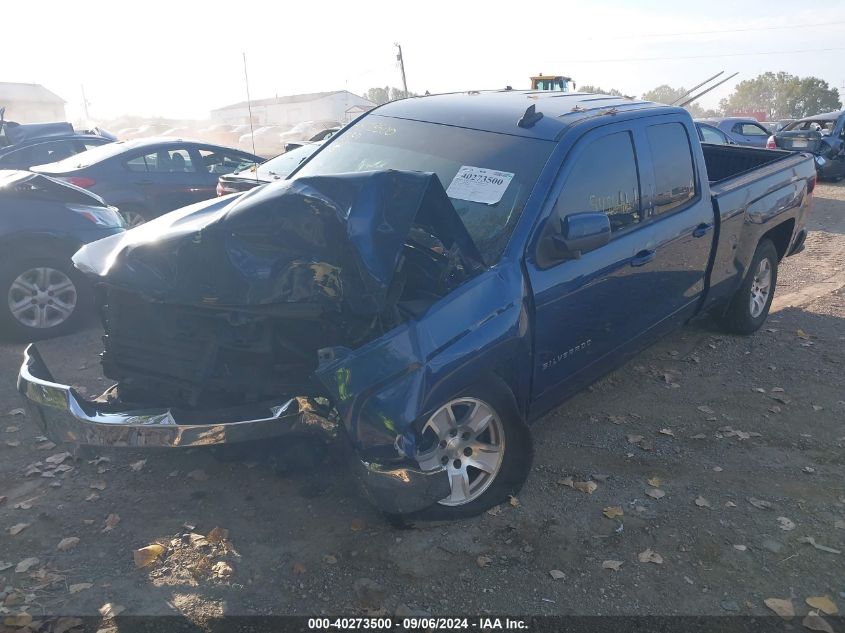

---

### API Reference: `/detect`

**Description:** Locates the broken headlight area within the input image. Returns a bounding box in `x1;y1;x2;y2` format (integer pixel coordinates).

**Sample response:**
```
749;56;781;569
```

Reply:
77;170;485;410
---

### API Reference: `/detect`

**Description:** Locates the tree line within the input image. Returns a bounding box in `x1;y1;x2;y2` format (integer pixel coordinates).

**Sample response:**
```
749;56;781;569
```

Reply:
367;72;841;120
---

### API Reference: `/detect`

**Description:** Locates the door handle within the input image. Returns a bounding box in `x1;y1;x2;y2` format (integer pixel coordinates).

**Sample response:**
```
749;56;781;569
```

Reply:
630;249;656;267
693;223;713;238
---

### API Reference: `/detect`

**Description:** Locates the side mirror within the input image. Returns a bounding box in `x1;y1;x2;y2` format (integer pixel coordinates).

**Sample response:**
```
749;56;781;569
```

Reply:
549;212;611;260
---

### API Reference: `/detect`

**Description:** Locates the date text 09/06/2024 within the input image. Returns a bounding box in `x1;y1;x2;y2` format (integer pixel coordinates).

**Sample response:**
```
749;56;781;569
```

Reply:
307;617;529;630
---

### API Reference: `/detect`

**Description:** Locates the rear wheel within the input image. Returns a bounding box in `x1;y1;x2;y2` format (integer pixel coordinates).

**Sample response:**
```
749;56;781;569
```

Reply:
0;254;90;340
718;239;778;335
409;379;532;520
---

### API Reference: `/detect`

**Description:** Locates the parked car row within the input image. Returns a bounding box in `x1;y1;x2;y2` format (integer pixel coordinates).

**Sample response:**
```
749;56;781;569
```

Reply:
767;110;845;181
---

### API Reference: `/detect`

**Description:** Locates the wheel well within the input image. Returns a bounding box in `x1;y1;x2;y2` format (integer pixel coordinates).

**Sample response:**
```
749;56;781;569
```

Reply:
761;219;795;261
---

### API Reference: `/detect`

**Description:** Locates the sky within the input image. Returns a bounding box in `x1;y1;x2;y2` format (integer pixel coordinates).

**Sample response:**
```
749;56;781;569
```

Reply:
4;0;845;123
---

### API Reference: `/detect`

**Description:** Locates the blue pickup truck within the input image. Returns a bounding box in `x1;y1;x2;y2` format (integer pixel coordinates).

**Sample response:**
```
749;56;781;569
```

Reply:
18;91;815;519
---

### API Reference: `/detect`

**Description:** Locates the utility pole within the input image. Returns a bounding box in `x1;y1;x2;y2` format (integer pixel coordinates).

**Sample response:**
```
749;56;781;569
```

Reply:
395;43;408;98
80;84;90;120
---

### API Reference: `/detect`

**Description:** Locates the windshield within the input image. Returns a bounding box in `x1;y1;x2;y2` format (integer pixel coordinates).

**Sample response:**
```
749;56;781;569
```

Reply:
784;119;837;135
294;116;554;263
252;143;321;180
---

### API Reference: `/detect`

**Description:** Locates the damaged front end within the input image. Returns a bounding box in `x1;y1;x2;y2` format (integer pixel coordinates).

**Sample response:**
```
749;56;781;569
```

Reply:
19;170;486;512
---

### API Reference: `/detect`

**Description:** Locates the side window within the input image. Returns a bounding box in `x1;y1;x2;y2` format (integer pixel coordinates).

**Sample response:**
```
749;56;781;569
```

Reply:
553;131;641;233
646;123;696;216
699;126;726;145
124;148;196;173
740;123;769;137
3;140;78;166
199;149;255;174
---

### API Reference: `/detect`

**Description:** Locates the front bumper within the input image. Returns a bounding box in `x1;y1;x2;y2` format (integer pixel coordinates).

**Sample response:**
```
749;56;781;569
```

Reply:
17;344;448;513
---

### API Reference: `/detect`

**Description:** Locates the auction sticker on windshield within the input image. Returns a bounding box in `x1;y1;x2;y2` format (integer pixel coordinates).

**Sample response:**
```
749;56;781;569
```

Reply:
446;166;514;205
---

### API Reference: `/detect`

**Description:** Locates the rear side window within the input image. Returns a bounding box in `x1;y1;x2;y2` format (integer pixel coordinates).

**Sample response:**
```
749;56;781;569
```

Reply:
125;148;197;173
646;123;695;215
733;122;769;137
699;125;726;145
554;131;641;233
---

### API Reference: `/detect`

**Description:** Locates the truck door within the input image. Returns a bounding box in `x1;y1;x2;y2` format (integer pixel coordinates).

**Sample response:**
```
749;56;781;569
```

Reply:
525;119;713;416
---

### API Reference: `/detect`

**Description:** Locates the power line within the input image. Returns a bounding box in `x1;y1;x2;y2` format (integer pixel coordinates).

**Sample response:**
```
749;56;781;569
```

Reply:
560;46;845;64
606;19;845;40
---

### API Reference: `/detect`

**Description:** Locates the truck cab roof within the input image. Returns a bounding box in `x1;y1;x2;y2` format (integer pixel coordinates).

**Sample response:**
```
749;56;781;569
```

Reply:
374;90;682;141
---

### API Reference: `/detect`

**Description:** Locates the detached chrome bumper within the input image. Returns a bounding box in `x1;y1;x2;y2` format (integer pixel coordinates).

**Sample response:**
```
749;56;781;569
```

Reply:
17;344;449;513
16;344;327;448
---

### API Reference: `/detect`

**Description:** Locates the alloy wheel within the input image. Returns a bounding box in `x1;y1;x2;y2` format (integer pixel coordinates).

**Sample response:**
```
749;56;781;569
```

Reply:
8;267;78;329
416;398;506;506
749;258;772;318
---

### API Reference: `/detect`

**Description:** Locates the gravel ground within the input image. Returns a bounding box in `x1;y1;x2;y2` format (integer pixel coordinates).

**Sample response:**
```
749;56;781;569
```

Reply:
0;182;844;629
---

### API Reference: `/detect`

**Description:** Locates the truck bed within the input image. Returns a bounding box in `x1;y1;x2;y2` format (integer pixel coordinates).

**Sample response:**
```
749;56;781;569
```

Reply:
702;144;815;312
701;143;794;185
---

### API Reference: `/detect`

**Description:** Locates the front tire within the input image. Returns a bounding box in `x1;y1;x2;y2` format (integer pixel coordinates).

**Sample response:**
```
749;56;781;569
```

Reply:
0;253;90;340
408;378;532;520
718;239;778;335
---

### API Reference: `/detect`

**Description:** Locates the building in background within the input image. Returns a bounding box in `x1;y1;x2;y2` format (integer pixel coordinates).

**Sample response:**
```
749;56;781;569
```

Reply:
211;90;375;127
0;82;66;122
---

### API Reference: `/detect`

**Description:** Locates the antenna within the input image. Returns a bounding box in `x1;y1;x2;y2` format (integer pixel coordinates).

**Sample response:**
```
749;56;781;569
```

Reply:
395;43;409;98
242;52;257;157
670;71;723;105
80;84;90;121
678;72;739;108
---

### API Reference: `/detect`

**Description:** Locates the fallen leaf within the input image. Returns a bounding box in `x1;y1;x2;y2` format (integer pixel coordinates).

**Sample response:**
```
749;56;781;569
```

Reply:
6;440;20;447
7;407;25;416
88;456;110;466
691;433;707;439
85;493;100;502
798;536;841;554
548;569;565;580
52;617;84;633
573;480;597;494
697;405;715;415
602;506;624;519
602;560;623;571
486;505;503;516
57;537;80;551
292;562;306;575
188;533;208;548
812;404;824;412
89;481;107;491
476;555;493;568
211;561;233;578
805;596;838;616
4;613;33;628
626;434;644;444
322;554;338;564
764;598;794;619
129;459;146;472
647;477;662;487
99;603;125;618
557;476;574;488
733;544;747;551
37;441;56;450
802;613;834;633
659;428;675;437
102;513;120;532
796;329;810;340
508;495;520;507
638;548;664;564
695;496;712;509
645;488;665;500
45;451;71;465
748;497;773;510
8;522;30;535
69;583;93;594
15;557;39;573
207;526;229;543
0;561;12;571
133;543;166;568
350;518;365;532
777;516;796;531
725;501;737;508
187;469;207;481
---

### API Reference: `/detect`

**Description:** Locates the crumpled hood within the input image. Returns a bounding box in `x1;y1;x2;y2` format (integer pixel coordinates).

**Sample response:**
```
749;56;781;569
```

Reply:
73;170;483;315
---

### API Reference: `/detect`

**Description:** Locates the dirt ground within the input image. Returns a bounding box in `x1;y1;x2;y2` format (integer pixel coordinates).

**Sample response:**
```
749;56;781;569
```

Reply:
1;182;844;629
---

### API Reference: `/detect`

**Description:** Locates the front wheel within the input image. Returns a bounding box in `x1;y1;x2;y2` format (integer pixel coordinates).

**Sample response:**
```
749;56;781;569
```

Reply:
409;379;532;520
718;239;779;335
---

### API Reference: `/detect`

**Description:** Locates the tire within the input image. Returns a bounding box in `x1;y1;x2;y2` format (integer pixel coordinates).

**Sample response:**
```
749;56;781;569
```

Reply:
404;377;533;520
0;252;91;340
718;239;778;335
119;205;149;228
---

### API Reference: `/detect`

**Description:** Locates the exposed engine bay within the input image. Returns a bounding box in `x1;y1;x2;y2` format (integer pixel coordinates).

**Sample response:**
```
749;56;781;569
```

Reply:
73;170;485;408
